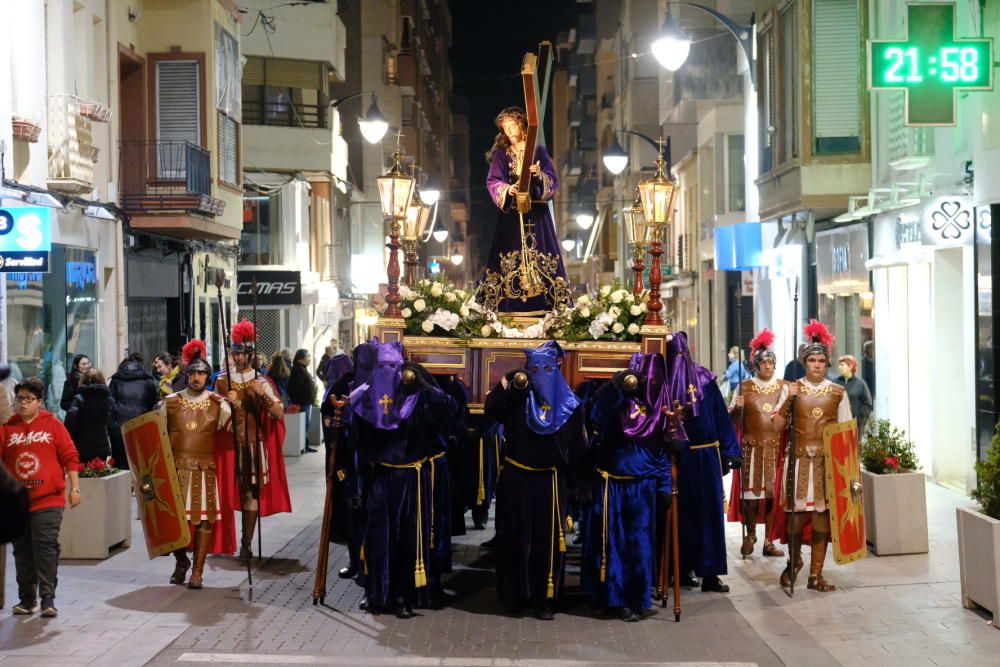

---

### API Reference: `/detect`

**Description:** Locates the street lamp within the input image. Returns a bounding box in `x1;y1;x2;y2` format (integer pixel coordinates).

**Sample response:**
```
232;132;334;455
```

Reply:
576;211;595;230
432;229;449;243
651;9;691;72
402;188;433;286
450;253;464;266
331;92;389;144
637;140;680;327
561;238;577;253
376;142;416;318
602;131;669;176
622;189;650;295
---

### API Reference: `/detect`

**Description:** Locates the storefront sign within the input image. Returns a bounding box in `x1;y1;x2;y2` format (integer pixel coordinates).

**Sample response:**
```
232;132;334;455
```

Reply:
895;213;922;249
920;195;974;246
816;225;870;294
236;270;301;306
868;2;994;125
0;207;52;273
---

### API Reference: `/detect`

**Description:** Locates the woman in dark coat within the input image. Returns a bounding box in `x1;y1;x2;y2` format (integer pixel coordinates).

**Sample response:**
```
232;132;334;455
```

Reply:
288;349;317;451
108;353;159;468
64;369;116;464
59;354;91;413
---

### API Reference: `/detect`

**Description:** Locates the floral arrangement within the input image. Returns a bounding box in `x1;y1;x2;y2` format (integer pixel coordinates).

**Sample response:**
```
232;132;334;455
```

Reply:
972;423;1000;520
861;419;920;474
79;457;121;479
398;279;498;339
286;404;301;414
547;284;650;342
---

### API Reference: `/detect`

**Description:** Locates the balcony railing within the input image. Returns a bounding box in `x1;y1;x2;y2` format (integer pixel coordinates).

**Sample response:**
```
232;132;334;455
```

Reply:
243;99;326;129
119;140;224;217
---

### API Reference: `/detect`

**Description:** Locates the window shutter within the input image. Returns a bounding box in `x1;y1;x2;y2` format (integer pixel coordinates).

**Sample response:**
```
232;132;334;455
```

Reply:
157;60;201;145
780;5;798;161
263;58;322;90
218;113;238;185
243;56;264;87
813;0;861;150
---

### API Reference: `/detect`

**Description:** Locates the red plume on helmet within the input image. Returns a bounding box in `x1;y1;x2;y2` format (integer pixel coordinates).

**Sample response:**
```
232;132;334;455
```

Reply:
803;319;835;349
748;328;775;354
181;339;207;366
231;319;256;345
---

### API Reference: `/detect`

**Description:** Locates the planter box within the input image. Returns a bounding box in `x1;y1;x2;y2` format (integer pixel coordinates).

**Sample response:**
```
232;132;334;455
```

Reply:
12;118;42;143
59;470;132;559
861;469;929;555
957;505;1000;623
283;411;306;457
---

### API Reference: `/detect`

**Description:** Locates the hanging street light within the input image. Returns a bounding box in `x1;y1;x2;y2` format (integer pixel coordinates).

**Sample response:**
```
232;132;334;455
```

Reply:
602;135;629;175
561;238;577;253
637;138;680;327
651;9;692;72
576;211;595;230
376;138;416;318
450;253;464;266
432;229;449;243
358;94;389;144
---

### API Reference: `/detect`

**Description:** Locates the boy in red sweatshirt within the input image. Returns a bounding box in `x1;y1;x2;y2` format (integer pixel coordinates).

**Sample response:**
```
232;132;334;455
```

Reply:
1;377;81;617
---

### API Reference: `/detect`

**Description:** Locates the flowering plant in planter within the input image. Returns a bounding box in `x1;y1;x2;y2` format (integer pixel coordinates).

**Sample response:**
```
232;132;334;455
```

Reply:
861;419;920;474
972;424;1000;519
545;284;650;342
285;404;301;414
78;457;121;479
398;279;498;339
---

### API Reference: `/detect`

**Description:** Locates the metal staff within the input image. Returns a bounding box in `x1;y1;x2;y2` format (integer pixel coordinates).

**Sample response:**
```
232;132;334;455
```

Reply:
735;284;748;560
250;276;264;563
784;279;800;597
313;395;347;606
214;271;253;588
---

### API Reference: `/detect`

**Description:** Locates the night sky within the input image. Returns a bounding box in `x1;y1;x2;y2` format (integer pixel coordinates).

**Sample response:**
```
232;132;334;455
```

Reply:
448;0;579;261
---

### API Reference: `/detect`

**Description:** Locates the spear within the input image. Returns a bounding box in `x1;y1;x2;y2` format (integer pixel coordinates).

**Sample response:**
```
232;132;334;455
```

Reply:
784;278;800;597
251;276;263;563
215;270;252;589
736;283;748;560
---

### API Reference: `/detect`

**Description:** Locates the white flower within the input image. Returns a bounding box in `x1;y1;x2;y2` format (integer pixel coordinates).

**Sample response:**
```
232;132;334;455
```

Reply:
399;284;414;300
611;290;625;304
401;307;413;318
597;312;615;326
640;302;648;313
629;305;642;317
589;320;609;339
612;322;625;334
421;320;435;333
430;284;443;298
599;285;612;297
625;292;635;303
445;291;457;302
460;306;470;318
608;306;621;319
577;294;591;306
467;301;485;313
480;324;493;337
492;321;504;333
427;308;460;332
579;307;591;319
628;323;640;335
419;279;430;287
413;299;426;313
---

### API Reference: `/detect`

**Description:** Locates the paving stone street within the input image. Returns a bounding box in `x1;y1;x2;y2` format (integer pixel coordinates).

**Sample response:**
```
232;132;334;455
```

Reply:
2;451;1000;667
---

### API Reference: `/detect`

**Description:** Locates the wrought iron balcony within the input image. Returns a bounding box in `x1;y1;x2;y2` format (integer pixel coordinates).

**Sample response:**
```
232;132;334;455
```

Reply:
118;140;224;217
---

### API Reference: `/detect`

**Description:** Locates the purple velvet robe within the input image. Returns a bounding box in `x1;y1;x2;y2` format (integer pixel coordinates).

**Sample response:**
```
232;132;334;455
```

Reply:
483;145;567;314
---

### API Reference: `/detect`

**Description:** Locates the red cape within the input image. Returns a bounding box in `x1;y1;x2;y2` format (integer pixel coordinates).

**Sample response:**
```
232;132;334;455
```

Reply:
767;452;812;544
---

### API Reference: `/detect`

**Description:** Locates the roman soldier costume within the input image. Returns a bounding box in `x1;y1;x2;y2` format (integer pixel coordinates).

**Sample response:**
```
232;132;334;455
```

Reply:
774;320;853;592
161;339;232;589
214;320;290;559
728;328;785;558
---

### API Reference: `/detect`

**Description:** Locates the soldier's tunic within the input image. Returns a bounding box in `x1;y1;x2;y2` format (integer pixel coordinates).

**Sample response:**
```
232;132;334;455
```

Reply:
735;377;788;500
777;378;852;512
160;389;231;523
214;369;279;485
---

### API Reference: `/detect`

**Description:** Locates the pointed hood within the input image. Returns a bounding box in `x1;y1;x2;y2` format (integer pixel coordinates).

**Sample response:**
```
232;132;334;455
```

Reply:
620;352;669;447
349;341;418;430
523;341;579;435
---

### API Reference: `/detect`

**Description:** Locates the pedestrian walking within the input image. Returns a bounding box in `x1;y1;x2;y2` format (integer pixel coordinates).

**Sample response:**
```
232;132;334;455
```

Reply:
288;349;317;451
2;377;81;617
108;353;159;468
64;370;115;464
59;354;91;413
722;346;749;396
153;353;181;400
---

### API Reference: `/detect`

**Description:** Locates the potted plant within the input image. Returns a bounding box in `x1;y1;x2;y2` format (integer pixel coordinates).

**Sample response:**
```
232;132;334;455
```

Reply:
860;419;928;555
958;425;1000;623
59;458;132;559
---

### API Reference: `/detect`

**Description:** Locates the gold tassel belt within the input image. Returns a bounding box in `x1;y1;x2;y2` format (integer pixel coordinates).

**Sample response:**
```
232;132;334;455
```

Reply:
597;468;637;583
503;456;565;598
377;457;429;588
428;452;445;547
690;440;720;450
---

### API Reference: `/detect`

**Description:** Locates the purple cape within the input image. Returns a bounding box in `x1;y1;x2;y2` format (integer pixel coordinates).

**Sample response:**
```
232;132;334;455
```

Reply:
350;341;418;430
523;341;579;435
620;352;669;447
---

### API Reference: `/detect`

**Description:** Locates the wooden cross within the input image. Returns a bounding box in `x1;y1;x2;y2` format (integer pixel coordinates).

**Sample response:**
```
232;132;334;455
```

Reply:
630;403;648;419
379;393;394;415
539;402;552;422
515;41;553;214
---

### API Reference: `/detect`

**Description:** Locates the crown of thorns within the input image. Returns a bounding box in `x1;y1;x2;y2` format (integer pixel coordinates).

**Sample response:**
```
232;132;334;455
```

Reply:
495;107;527;128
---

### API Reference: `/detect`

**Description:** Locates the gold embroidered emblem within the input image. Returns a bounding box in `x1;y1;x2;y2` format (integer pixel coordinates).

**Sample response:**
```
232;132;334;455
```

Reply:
185;420;198;431
379;394;394;415
811;407;824;418
630;403;648;419
539;402;552;421
762;403;773;413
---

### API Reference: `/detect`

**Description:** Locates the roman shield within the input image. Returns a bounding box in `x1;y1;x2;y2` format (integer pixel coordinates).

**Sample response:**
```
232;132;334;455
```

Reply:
823;419;866;564
121;411;191;558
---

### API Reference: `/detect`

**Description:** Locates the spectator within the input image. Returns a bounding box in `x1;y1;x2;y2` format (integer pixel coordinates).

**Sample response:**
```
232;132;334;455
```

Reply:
153;353;181;399
0;375;11;425
0;462;30;544
64;370;116;464
59;354;91;413
835;355;874;437
109;353;159;468
0;364;16;417
722;346;750;395
862;340;876;400
316;344;334;387
1;377;81;617
267;352;291;402
288;349;317;452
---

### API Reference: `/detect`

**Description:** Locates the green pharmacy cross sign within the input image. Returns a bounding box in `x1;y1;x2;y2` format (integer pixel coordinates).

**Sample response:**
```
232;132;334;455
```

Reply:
868;2;993;126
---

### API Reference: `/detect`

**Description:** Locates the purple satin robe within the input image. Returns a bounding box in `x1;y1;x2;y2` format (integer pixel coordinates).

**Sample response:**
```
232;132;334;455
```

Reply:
482;145;567;314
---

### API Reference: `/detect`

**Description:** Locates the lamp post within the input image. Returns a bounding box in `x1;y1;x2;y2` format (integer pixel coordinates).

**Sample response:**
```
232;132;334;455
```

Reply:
622;189;650;296
377;141;416;318
637;140;680;327
402;187;433;286
330;92;390;144
603;130;667;176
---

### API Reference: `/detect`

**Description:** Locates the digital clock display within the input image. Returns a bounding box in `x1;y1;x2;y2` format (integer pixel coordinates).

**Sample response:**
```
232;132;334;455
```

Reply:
871;42;991;87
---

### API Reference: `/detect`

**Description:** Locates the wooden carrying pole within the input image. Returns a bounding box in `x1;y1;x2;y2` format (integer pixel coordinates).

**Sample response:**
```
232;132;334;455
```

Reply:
312;396;347;606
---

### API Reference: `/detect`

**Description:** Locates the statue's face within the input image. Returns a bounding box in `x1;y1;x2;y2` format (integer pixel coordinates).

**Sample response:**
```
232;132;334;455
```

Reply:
501;117;523;143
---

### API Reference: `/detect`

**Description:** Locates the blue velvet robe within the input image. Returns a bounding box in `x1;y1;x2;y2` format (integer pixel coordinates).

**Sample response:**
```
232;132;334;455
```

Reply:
474;422;503;513
355;385;458;610
483;145;567;314
582;382;671;612
677;381;741;578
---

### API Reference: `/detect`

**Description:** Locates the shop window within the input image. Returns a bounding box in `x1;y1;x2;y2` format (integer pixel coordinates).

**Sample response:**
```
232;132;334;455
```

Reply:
242;191;281;265
241;56;328;128
812;0;862;154
4;246;99;415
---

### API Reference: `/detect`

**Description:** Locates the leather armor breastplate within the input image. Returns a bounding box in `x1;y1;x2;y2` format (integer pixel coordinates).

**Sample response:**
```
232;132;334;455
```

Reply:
166;394;221;466
794;382;843;455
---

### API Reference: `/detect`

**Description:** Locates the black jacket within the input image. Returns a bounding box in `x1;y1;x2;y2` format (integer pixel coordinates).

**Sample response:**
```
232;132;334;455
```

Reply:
60;371;81;412
64;384;116;462
288;363;316;406
109;359;159;423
